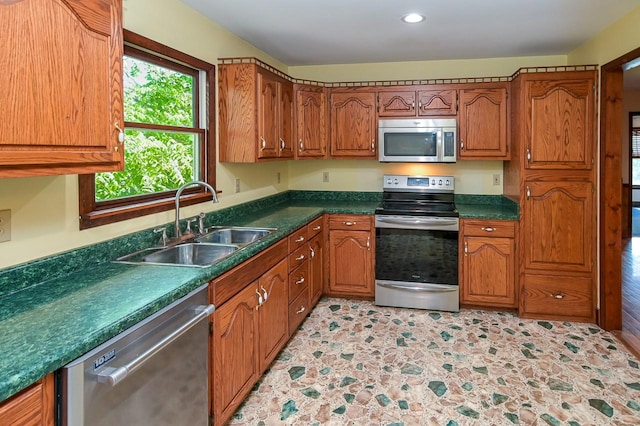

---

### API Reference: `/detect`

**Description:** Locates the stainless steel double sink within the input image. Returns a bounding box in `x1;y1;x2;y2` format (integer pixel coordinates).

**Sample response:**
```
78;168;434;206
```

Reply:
115;227;276;268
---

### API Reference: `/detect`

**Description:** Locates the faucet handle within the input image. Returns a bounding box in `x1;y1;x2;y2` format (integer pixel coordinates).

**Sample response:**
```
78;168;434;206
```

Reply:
153;226;168;246
185;217;197;235
197;212;206;235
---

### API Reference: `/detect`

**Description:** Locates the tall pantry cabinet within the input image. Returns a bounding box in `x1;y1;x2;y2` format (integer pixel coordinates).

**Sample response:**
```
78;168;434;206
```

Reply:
504;68;597;322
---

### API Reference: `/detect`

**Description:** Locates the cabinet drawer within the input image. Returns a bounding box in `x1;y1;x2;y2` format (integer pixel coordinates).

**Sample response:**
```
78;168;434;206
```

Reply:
329;214;371;231
307;216;324;238
521;274;594;321
288;227;308;251
288;245;308;272
462;219;515;238
288;289;309;334
289;263;309;302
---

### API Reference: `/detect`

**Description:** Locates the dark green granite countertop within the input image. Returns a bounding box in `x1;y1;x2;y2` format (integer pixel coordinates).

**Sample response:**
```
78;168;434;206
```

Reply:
455;194;520;220
0;192;378;402
0;191;517;401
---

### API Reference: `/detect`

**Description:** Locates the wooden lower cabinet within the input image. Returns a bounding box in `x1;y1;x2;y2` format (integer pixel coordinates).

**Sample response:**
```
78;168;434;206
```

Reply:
520;274;594;321
211;245;289;426
327;214;374;298
0;374;54;426
460;220;516;308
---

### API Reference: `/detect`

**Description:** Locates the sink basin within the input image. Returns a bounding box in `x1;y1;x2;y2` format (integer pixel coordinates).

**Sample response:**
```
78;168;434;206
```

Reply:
116;243;238;268
196;227;276;245
142;243;238;267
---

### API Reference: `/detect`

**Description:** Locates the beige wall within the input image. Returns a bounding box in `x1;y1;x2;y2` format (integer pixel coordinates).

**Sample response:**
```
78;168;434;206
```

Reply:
3;1;637;270
568;5;640;65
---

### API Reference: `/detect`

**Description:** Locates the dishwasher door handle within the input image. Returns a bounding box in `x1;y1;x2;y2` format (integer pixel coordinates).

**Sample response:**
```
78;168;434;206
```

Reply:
96;304;215;386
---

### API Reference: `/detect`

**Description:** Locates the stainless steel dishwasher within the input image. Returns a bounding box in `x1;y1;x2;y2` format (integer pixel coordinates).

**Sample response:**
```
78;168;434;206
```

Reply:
61;284;214;426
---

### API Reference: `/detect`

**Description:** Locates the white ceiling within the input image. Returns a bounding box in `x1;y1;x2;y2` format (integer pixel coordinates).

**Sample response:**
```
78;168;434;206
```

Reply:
181;0;640;66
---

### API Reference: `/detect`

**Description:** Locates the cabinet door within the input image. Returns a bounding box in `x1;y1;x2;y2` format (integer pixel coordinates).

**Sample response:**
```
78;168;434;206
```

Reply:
526;76;595;169
296;89;326;157
257;259;289;371
522;181;594;273
328;229;374;296
309;234;324;306
462;236;515;307
0;0;124;177
378;91;416;117
278;81;294;158
458;87;508;159
330;92;377;158
212;283;260;424
0;374;54;426
417;89;457;116
257;71;279;158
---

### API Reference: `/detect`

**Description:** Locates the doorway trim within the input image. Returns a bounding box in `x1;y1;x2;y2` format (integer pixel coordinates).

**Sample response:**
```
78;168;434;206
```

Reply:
600;46;640;331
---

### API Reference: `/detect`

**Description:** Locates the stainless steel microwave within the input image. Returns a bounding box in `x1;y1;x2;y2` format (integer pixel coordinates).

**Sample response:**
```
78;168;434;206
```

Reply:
378;118;457;163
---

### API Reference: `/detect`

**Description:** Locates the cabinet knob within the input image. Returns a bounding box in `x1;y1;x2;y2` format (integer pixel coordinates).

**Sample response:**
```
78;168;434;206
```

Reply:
371;140;375;152
295;236;305;243
527;148;531;162
261;285;268;301
115;122;125;143
526;186;531;200
411;100;415;110
296;306;306;314
366;236;371;249
343;221;356;226
313;225;321;231
299;139;304;150
280;138;285;150
551;293;565;299
481;227;495;232
295;277;305;285
310;247;315;258
464;241;468;255
296;254;305;261
260;137;266;150
460;139;464;150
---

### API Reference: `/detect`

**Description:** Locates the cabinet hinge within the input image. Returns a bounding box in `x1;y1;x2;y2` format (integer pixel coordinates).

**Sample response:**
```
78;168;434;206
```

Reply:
376;94;380;113
209;413;214;426
209;321;213;335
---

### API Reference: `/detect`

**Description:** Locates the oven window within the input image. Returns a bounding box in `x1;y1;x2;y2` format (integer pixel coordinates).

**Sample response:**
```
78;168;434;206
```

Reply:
376;228;458;285
383;132;438;157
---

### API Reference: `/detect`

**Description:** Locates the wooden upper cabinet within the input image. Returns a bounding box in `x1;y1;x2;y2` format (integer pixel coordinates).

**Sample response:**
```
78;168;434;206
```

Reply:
522;180;594;274
525;75;595;169
329;91;377;158
0;0;124;177
378;91;416;117
458;87;509;159
219;62;293;162
295;86;326;158
417;89;457;116
378;89;457;117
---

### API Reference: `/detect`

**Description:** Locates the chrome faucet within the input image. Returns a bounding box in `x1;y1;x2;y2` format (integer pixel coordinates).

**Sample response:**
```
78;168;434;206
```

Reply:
174;180;218;241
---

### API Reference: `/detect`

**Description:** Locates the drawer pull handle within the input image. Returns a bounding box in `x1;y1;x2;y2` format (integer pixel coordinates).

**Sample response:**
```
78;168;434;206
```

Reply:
552;293;565;299
296;306;306;314
295;277;305;285
296;254;306;261
295;236;305;243
344;221;356;226
260;137;266;150
313;226;321;231
481;227;495;232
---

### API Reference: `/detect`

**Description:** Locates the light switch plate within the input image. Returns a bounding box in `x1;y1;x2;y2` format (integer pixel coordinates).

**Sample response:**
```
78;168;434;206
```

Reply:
0;209;11;243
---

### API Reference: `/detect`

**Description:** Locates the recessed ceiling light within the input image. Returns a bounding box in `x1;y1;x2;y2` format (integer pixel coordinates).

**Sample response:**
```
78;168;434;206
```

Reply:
401;13;426;24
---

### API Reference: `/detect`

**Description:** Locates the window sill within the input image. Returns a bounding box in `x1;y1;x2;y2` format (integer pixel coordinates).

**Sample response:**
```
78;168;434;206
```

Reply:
80;191;220;230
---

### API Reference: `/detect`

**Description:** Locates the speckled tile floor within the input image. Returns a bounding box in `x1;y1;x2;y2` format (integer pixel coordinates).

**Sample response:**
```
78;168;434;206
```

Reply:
229;298;640;426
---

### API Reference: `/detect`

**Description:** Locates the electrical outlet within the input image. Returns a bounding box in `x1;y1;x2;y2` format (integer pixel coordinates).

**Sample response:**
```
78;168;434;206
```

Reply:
235;178;241;193
0;210;11;243
323;172;329;183
493;174;501;186
276;172;281;184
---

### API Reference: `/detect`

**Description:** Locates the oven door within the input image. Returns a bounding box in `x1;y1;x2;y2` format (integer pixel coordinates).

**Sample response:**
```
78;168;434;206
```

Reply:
375;215;459;311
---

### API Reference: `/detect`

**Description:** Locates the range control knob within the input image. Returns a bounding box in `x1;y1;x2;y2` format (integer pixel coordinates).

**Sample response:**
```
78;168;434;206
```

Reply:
446;179;450;186
394;178;399;184
431;179;436;185
439;179;443;185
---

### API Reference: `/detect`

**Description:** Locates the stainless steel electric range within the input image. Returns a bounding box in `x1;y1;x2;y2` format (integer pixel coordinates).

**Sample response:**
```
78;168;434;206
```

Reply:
374;174;459;312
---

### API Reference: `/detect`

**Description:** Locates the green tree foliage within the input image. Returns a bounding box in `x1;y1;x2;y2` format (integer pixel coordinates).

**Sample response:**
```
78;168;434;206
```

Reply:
95;56;198;201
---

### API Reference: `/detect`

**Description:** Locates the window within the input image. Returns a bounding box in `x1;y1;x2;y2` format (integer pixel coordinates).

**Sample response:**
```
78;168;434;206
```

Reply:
79;30;215;229
631;113;640;186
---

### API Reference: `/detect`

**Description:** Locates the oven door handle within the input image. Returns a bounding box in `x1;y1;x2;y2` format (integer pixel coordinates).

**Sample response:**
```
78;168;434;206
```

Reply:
375;216;458;230
377;282;458;293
